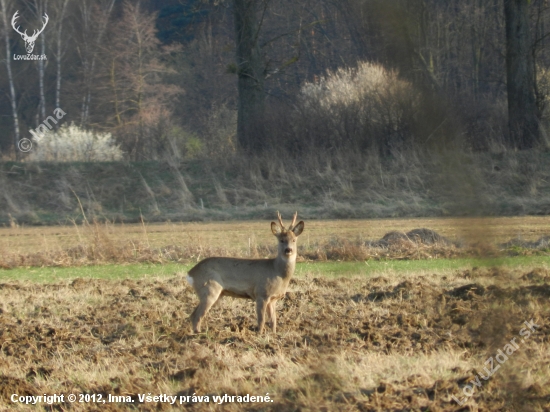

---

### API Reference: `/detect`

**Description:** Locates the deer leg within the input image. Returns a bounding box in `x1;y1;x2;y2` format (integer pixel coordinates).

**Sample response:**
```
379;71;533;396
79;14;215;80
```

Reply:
267;300;277;333
191;281;222;333
256;297;269;334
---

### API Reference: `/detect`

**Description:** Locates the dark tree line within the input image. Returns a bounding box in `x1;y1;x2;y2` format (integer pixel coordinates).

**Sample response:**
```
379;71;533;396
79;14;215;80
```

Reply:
0;0;548;159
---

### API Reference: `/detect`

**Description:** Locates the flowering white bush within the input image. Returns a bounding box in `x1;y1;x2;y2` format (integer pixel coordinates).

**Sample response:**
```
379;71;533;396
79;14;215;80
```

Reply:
29;123;124;162
298;61;419;152
301;62;393;109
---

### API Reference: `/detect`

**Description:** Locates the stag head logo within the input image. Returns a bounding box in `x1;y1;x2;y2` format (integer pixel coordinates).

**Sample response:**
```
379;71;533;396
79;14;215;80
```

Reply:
11;11;49;54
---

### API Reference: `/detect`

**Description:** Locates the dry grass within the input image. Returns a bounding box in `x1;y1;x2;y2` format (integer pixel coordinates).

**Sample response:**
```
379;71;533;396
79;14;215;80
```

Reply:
0;267;549;411
3;150;550;226
1;217;550;269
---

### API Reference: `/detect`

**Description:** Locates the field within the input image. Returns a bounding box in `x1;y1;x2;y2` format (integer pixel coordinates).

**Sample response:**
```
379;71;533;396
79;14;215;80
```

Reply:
1;218;550;411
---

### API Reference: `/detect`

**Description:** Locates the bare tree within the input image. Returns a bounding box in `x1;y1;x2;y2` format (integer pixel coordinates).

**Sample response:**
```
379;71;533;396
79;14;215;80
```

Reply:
504;0;540;149
52;0;69;109
29;0;50;124
76;0;115;127
0;0;21;157
99;0;182;159
233;0;266;153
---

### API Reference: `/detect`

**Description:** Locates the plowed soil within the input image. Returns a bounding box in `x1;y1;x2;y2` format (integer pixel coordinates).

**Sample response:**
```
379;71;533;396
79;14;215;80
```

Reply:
1;267;549;411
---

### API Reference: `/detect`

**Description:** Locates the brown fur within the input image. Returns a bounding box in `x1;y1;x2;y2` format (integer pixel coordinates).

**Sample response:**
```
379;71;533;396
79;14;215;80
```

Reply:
187;213;304;333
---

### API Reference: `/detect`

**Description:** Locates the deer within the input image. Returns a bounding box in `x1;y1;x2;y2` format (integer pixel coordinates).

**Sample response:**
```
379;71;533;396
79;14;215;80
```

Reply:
11;11;49;54
186;212;304;334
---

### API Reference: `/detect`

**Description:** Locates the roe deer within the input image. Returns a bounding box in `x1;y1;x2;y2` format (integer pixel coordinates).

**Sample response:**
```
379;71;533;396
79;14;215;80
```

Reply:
187;212;304;333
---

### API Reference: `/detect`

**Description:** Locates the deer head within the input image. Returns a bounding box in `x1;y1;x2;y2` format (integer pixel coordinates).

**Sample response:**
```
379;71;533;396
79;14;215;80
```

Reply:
271;211;304;259
12;11;49;54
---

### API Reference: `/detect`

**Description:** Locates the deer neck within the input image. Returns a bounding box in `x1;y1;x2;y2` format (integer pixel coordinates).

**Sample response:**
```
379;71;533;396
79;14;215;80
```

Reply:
274;254;296;279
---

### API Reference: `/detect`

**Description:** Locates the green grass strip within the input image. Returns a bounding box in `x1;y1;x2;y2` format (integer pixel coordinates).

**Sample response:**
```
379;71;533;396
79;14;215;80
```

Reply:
297;256;550;277
1;255;549;283
0;263;191;282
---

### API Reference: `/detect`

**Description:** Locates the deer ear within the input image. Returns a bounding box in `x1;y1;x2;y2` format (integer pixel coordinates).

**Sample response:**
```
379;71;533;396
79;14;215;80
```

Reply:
292;221;304;236
271;222;282;235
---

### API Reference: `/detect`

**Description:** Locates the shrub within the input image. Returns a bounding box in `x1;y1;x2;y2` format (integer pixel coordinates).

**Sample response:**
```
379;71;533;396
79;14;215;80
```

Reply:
297;61;420;155
29;123;124;162
199;103;237;157
164;126;204;159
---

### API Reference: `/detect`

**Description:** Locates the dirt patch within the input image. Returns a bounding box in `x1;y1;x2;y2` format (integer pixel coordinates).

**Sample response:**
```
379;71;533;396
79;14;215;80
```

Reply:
0;268;548;410
446;283;486;299
371;228;452;247
0;376;36;399
373;230;413;247
521;268;550;283
406;228;452;245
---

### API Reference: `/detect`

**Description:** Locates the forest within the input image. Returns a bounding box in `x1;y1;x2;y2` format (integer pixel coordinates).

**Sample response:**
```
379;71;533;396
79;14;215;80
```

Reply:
1;0;550;225
0;0;548;160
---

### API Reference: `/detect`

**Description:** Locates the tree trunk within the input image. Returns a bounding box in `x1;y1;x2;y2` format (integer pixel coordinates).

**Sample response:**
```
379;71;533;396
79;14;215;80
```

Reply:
504;0;540;149
79;0;115;127
233;0;265;153
28;0;48;126
36;0;48;123
0;0;21;158
38;35;46;120
55;0;69;110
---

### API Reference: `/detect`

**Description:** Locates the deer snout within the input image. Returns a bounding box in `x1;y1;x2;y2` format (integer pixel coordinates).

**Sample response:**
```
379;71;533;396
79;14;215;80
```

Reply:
284;247;293;255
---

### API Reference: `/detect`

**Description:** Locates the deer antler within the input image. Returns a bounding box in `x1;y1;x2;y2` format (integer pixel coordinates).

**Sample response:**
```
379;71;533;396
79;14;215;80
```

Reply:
277;211;284;228
289;212;298;230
